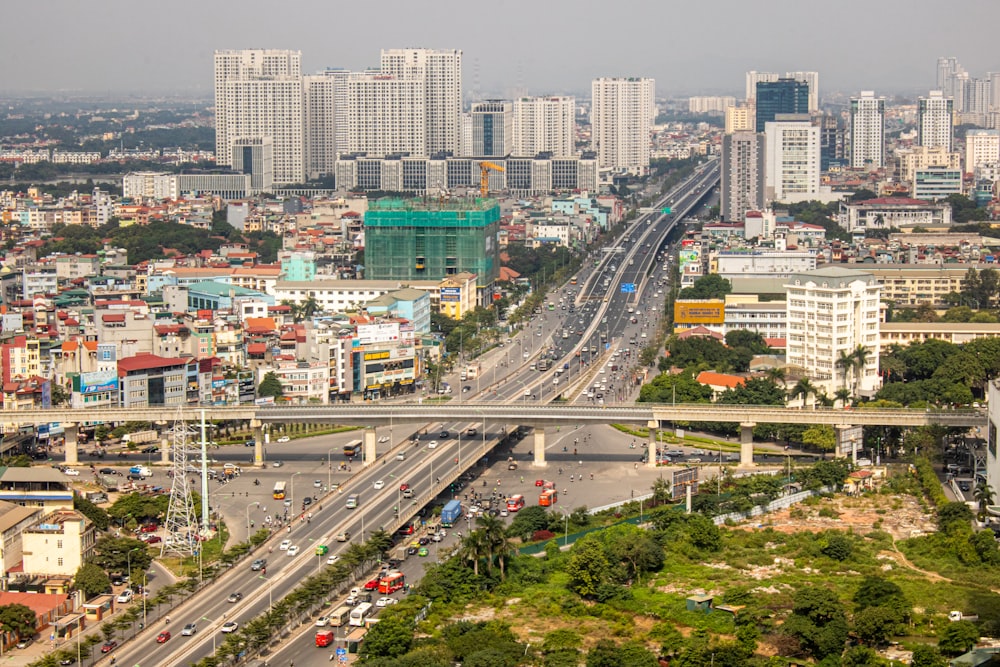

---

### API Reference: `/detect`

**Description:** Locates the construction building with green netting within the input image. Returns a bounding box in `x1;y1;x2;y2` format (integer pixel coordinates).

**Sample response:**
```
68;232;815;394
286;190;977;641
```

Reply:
363;197;500;304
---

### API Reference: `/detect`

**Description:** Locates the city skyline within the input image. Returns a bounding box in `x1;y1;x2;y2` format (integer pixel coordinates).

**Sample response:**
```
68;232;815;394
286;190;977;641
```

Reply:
2;0;999;99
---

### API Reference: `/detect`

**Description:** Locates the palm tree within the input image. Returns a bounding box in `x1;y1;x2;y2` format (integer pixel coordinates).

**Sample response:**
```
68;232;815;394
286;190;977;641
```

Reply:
477;514;514;580
836;350;855;393
834;388;853;408
851;345;870;396
788;378;817;408
459;530;490;576
974;483;995;520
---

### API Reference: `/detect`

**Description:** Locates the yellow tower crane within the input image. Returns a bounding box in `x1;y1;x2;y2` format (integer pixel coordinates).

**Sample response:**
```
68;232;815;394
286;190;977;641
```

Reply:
478;161;505;198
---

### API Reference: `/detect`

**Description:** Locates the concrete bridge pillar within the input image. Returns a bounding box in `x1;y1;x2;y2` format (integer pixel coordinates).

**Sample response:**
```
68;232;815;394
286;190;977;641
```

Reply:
532;427;547;467
63;423;78;466
740;422;756;467
251;420;265;468
160;436;170;465
647;421;658;469
364;427;378;466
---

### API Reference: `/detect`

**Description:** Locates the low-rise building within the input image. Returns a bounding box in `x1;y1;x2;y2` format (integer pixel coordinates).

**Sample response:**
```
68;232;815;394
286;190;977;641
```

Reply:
21;510;97;577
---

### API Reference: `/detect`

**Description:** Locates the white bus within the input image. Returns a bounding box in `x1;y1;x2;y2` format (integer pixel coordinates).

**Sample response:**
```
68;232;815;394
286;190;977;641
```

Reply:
349;602;374;627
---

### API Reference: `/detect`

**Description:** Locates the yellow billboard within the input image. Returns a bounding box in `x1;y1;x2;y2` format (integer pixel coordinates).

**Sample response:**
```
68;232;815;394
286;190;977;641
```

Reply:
674;300;725;325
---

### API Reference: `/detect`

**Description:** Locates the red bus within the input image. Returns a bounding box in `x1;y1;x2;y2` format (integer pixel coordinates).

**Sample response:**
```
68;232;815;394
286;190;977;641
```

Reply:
539;489;558;506
506;495;525;512
378;571;405;594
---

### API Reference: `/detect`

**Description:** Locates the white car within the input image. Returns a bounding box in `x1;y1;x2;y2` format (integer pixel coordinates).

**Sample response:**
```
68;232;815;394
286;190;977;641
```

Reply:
377;436;390;443
373;480;385;490
220;621;238;634
313;479;322;488
375;597;397;608
64;468;80;476
276;436;290;443
287;545;299;556
327;554;340;565
116;589;133;603
427;441;439;449
279;539;291;551
315;616;330;627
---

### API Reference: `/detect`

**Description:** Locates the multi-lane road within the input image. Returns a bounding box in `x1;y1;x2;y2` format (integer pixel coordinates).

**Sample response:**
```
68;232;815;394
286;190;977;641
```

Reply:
102;162;722;666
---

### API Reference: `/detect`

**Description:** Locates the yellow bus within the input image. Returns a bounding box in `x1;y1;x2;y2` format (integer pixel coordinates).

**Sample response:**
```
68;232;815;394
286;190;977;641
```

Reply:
273;481;286;500
343;440;362;457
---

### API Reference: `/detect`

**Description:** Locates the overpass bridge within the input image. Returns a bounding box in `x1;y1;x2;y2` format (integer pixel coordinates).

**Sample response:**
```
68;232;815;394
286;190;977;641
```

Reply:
4;402;984;469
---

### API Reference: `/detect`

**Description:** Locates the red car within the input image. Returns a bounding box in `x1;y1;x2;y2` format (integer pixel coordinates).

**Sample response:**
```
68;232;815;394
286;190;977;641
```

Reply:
399;483;409;492
101;641;118;653
363;578;380;591
142;535;162;544
156;631;171;644
534;479;545;487
139;524;158;533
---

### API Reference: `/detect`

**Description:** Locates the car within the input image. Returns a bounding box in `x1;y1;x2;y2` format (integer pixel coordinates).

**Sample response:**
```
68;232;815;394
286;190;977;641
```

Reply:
116;589;133;603
220;621;238;634
142;535;162;544
279;539;291;550
377;436;390;443
462;385;471;393
427;441;438;449
439;431;449;438
336;531;351;542
271;460;284;467
287;545;299;556
181;623;197;636
376;597;397;607
363;577;381;591
418;536;430;546
251;558;267;571
535;479;545;487
99;467;115;475
101;641;118;653
302;497;313;507
316;615;330;627
373;480;385;490
276;436;290;443
156;631;171;644
327;554;340;565
431;532;443;542
227;592;243;603
407;545;419;556
63;468;80;476
399;483;410;492
313;479;322;488
418;546;429;557
16;637;32;649
141;446;159;454
500;508;509;517
959;481;971;492
59;657;76;665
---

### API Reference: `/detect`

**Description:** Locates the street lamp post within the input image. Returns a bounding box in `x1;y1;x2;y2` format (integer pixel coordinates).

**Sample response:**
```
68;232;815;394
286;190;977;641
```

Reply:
327;448;337;491
246;501;259;538
258;574;273;611
201;616;217;653
290;471;302;508
126;547;140;589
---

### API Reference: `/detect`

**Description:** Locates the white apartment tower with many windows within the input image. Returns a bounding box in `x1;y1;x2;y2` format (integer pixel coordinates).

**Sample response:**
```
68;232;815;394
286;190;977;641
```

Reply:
512;96;575;157
720;131;764;222
764;116;820;203
379;48;462;155
304;69;349;178
917;91;954;151
344;73;426;156
590;77;655;175
849;91;885;169
965;129;1000;173
785;266;881;400
214;49;305;185
470;100;513;158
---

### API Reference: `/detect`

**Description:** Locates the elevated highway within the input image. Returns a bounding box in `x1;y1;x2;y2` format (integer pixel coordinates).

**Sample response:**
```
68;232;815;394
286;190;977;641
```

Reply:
4;402;984;469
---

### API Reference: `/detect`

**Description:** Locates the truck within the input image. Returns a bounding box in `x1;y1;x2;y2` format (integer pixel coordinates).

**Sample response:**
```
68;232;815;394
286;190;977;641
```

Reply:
949;611;979;622
315;629;335;647
465;363;481;380
123;430;158;445
440;499;462;527
128;465;152;479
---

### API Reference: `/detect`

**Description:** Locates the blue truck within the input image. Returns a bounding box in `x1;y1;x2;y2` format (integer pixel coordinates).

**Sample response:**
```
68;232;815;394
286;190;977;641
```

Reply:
440;499;462;527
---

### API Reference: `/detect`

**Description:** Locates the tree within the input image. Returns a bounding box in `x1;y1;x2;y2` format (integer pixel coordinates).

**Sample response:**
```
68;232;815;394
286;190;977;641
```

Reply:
74;494;111;530
788;378;818;407
974;483;995;520
801;425;836;457
565;537;613;599
820;534;853;561
506;505;550;541
910;644;947;667
360;612;413;660
586;639;658;667
678;274;732;300
90;536;154;574
0;603;38;641
782;585;849;659
938;620;980;656
937;502;974;534
257;371;283;399
853;606;900;646
74;563;111;598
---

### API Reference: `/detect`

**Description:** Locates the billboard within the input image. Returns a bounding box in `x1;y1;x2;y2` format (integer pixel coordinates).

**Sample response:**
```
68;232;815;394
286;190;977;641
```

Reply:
678;249;699;269
357;323;400;346
78;370;118;394
440;287;461;302
674;300;725;325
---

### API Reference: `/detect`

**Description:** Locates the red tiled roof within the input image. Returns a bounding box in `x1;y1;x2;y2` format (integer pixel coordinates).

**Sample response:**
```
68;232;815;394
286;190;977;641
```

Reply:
118;353;189;376
101;313;125;323
247;343;267;355
696;371;746;389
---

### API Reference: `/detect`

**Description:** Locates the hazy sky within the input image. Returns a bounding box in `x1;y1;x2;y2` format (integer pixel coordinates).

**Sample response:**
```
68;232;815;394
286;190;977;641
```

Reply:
3;0;998;99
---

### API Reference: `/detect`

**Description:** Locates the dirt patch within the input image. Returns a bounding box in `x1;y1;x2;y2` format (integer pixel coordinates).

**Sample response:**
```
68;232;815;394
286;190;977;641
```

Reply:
728;493;935;541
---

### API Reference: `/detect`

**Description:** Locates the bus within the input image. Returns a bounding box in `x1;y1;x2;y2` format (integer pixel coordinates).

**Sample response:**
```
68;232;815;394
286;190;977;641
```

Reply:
345;494;359;510
536;359;552;371
378;571;405;594
539;489;558;506
570;276;578;285
506;494;525;512
343;440;362;457
547;302;555;311
272;481;286;500
349;602;374;627
328;605;352;628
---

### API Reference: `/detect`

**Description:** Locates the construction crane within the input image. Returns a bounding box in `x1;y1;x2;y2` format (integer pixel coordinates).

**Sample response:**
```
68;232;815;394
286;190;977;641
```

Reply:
479;161;505;198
